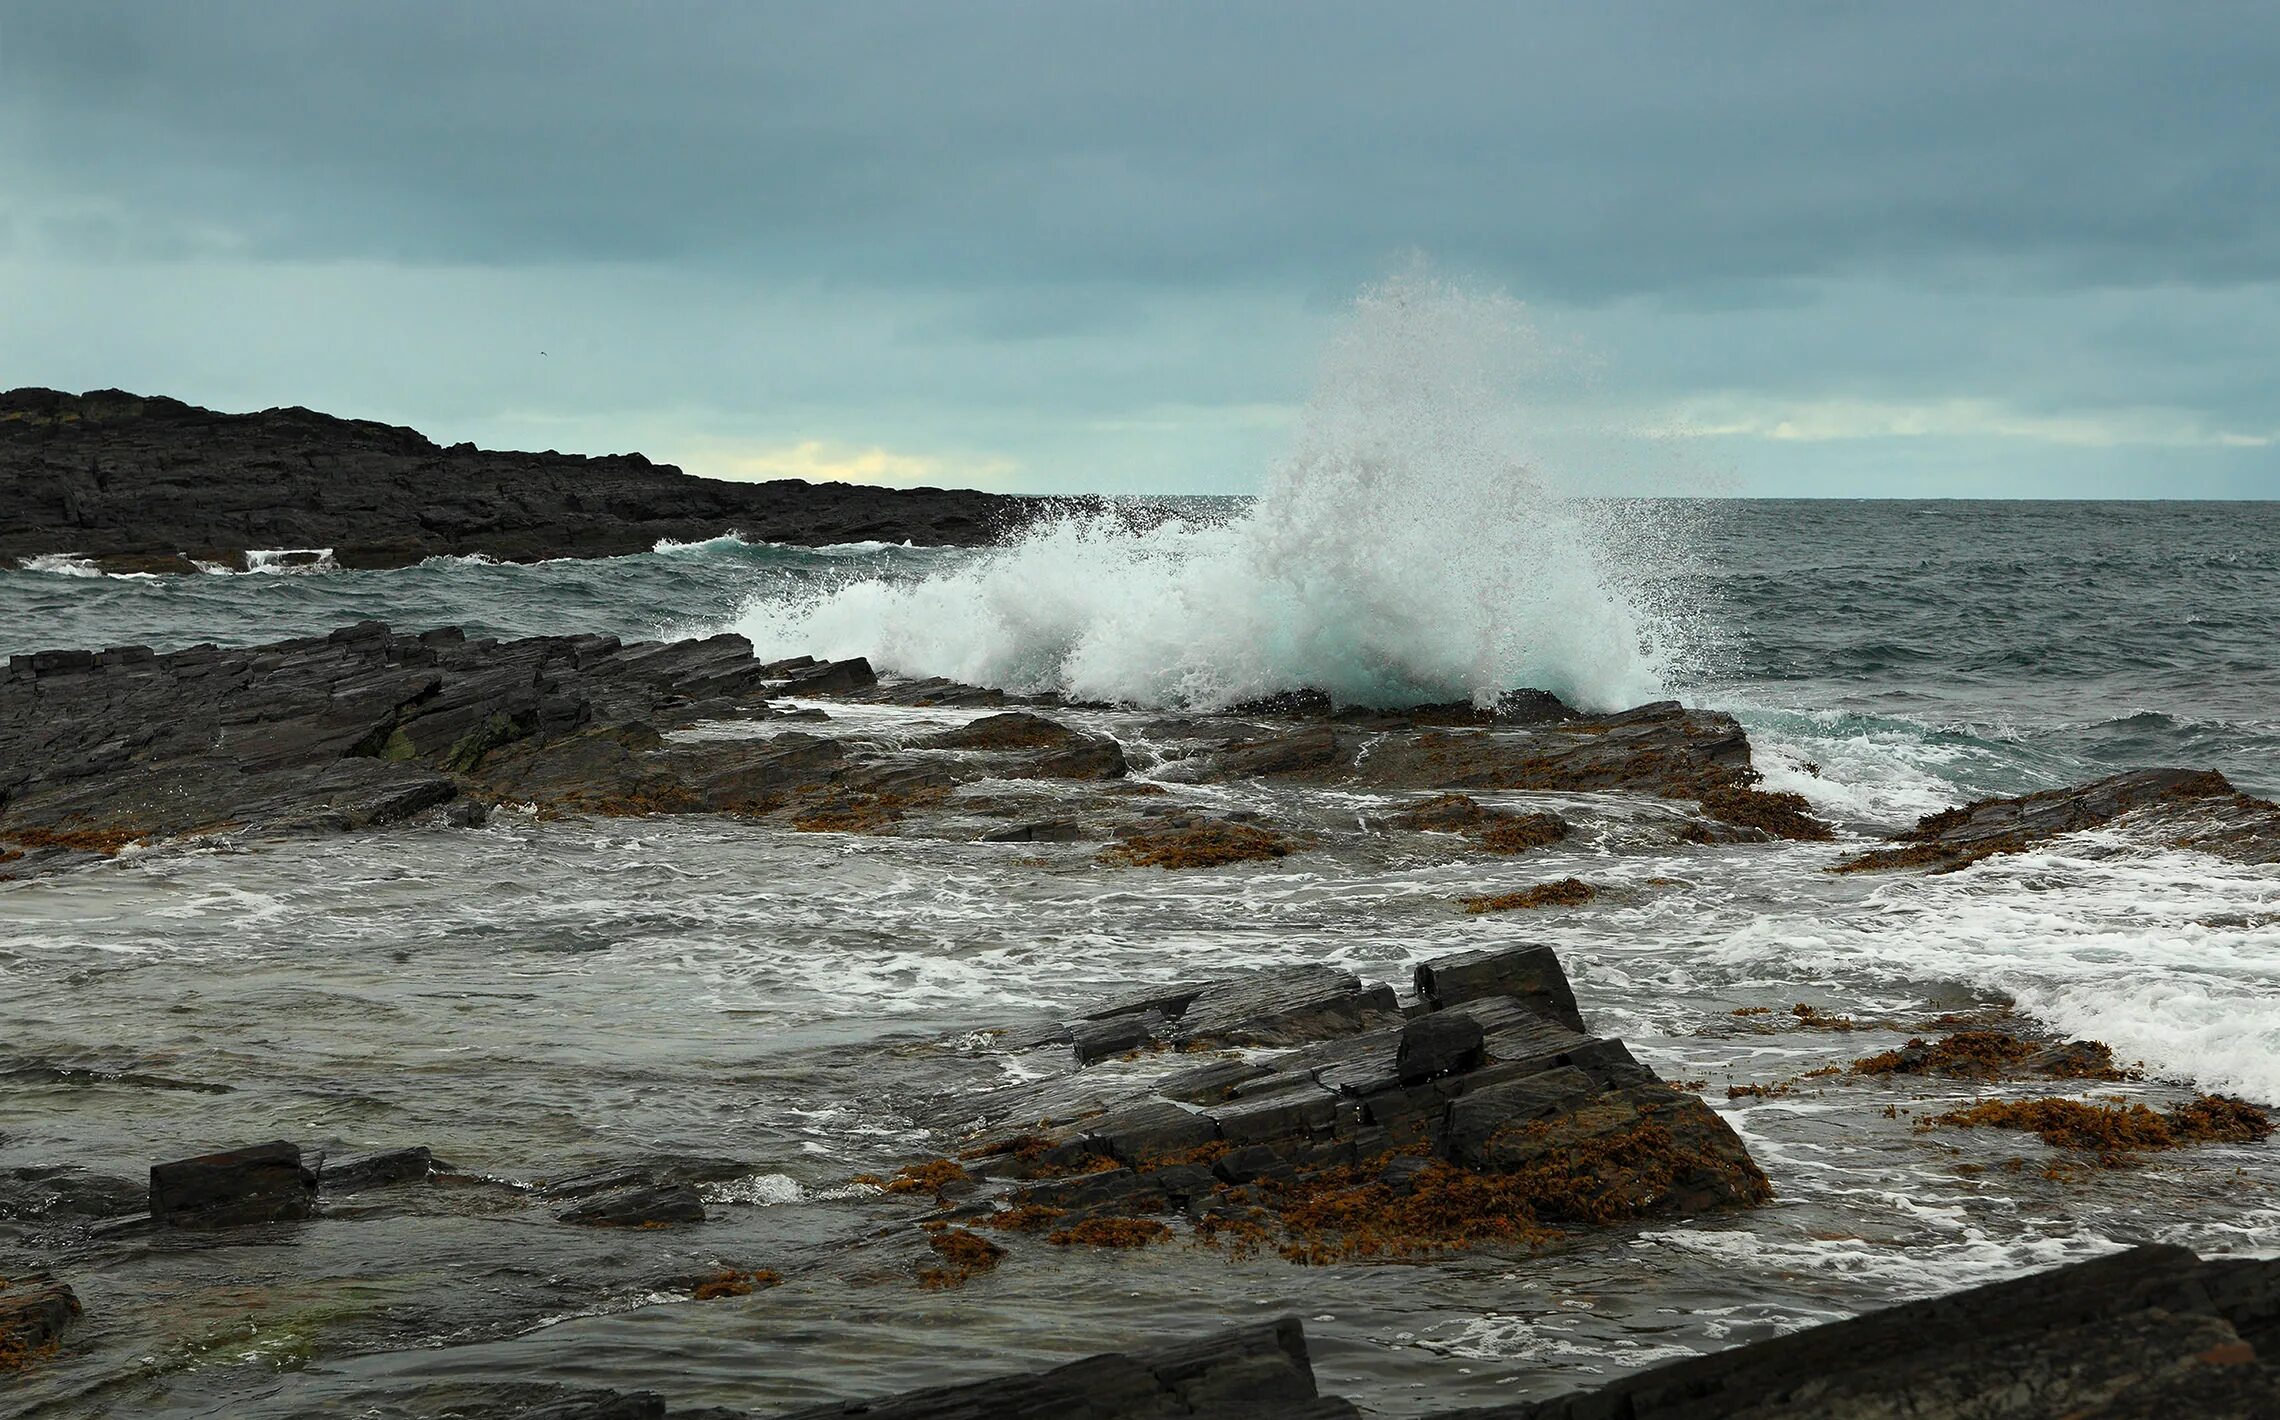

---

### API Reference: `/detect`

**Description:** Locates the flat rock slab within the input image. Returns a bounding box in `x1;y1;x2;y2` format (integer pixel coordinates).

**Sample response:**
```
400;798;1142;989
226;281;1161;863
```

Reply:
1450;1244;2280;1418
775;1317;1353;1420
555;1184;707;1228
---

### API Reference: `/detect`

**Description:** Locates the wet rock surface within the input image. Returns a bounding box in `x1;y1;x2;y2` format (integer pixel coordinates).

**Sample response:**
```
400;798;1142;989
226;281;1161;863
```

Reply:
776;1317;1349;1419
1837;766;2280;872
915;947;1768;1264
0;624;1840;878
150;1141;320;1228
772;1246;2280;1420
0;388;1039;572
1454;1243;2280;1418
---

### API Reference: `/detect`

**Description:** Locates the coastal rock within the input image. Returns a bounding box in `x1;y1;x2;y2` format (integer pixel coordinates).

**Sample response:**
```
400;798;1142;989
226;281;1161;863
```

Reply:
1449;1243;2280;1418
0;1165;146;1221
933;947;1767;1255
0;388;1036;571
775;1316;1351;1420
149;1141;319;1227
1837;767;2280;872
778;1247;2280;1419
322;1147;440;1194
555;1183;707;1228
0;1273;82;1371
1144;697;1826;837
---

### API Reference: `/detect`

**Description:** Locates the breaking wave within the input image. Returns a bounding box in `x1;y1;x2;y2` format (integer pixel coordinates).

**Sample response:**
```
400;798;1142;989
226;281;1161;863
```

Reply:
729;276;1704;711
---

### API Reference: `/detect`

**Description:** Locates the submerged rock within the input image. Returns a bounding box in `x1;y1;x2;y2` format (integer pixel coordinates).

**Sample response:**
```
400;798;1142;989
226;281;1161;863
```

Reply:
555;1183;707;1228
322;1146;441;1194
0;1272;82;1373
149;1140;320;1228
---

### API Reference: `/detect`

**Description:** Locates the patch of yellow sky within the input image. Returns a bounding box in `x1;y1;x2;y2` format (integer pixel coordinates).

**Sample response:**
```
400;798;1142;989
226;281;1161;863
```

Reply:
674;439;1022;489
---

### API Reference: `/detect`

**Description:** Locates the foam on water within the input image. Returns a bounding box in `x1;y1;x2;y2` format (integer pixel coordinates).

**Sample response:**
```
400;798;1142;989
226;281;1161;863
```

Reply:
730;278;1696;712
1706;839;2280;1103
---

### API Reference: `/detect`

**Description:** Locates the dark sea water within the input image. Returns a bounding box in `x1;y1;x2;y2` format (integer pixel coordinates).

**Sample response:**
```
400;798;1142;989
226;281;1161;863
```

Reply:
3;499;2277;1418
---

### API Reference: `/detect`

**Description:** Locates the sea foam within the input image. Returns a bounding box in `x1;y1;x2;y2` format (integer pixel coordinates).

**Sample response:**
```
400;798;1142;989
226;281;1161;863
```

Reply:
730;277;1698;712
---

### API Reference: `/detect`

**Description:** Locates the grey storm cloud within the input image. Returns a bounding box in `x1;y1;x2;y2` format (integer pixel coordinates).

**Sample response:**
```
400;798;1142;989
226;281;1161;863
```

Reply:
2;1;2275;496
10;0;2277;294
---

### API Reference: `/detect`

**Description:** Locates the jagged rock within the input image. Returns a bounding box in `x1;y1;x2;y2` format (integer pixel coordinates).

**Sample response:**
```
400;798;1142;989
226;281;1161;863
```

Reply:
149;1141;319;1227
943;948;1767;1248
555;1183;706;1228
0;627;1145;875
775;1316;1354;1419
1416;944;1586;1033
1450;1245;2280;1419
777;658;878;696
0;1273;82;1370
1838;767;2280;872
0;387;1034;571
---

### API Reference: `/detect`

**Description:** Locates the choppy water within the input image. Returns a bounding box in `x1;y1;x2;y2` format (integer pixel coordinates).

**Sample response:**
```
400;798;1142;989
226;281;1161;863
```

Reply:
4;498;2279;1417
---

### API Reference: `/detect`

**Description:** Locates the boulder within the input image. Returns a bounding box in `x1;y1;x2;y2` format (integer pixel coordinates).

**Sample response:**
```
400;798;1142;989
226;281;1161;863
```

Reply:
150;1141;319;1227
1416;944;1586;1033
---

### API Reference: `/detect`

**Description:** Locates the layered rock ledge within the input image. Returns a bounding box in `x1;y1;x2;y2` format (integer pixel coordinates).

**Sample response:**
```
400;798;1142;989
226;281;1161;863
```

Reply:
377;1244;2280;1417
0;625;1828;876
896;947;1770;1266
0;388;1040;572
1835;766;2280;873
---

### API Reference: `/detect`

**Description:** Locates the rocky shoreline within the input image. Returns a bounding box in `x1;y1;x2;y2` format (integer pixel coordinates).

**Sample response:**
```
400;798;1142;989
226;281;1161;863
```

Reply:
5;620;2279;1414
0;389;1047;573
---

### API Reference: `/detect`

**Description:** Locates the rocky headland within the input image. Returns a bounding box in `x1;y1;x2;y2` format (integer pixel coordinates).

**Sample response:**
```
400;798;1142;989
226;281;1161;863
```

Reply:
0;389;1047;573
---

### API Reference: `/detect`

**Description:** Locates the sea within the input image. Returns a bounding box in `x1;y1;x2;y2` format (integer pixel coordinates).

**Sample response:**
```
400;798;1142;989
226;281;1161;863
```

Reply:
3;488;2277;1416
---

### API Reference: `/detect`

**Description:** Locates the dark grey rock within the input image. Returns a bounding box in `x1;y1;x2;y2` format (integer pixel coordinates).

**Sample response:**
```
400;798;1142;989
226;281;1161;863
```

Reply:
1450;1245;2280;1419
773;1316;1352;1420
0;387;1037;571
1416;944;1586;1034
321;1147;438;1194
149;1141;318;1227
555;1183;706;1228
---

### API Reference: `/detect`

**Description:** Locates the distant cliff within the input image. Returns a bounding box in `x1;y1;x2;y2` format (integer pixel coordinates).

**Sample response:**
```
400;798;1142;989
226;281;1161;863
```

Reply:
0;388;1042;572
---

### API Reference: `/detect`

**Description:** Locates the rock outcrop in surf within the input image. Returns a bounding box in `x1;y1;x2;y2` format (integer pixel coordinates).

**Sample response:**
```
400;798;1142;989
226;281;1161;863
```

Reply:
1835;767;2280;873
0;625;1827;877
0;388;1037;573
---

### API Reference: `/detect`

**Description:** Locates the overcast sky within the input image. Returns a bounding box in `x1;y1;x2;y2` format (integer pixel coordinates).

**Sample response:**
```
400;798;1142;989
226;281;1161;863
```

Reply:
3;1;2274;496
